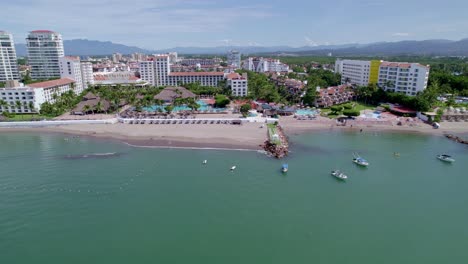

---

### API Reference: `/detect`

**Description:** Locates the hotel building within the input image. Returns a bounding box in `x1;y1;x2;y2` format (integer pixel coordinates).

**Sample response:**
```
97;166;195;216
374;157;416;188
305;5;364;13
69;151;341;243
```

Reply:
335;59;430;96
59;56;94;94
0;31;20;81
226;73;248;96
242;57;289;73
0;78;76;113
139;55;226;88
26;30;64;79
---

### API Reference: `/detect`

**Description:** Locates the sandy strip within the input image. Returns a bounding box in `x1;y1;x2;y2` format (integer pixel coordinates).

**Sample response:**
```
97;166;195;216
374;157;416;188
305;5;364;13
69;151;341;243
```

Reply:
1;117;467;150
280;116;468;137
0;122;268;150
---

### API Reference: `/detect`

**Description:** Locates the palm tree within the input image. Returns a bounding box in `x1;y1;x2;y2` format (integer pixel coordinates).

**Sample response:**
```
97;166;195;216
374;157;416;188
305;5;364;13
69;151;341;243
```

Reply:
15;100;23;119
95;101;103;114
83;105;91;115
28;101;36;119
0;99;8;113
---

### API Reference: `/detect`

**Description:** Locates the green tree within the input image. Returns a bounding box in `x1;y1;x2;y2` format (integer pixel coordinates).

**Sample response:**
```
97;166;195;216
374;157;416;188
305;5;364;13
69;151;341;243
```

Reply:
164;105;174;114
343;109;360;117
302;88;317;106
215;94;230;108
330;105;343;114
240;103;251;117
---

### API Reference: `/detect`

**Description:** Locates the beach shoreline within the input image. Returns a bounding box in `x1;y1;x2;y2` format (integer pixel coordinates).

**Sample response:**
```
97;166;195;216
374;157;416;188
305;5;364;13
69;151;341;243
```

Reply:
0;118;467;150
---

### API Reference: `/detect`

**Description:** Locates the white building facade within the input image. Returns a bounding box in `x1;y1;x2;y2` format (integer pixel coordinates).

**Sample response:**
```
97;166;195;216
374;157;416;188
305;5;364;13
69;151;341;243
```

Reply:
80;61;94;87
334;59;371;86
139;55;225;87
335;59;430;96
59;56;94;94
0;78;76;113
0;31;20;81
226;73;248;97
377;62;430;96
26;30;64;80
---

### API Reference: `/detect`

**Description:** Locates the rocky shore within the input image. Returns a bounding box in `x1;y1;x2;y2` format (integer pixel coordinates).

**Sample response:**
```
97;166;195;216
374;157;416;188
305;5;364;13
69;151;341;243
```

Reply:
445;134;468;145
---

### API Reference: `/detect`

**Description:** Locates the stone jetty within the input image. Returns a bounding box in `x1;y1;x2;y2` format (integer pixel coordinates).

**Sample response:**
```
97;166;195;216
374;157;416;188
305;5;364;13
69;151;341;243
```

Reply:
445;134;468;145
262;124;289;159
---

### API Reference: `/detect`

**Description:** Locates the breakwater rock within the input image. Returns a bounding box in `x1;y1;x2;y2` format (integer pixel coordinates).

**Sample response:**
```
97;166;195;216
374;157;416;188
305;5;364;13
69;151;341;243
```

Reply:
263;125;289;159
445;134;468;145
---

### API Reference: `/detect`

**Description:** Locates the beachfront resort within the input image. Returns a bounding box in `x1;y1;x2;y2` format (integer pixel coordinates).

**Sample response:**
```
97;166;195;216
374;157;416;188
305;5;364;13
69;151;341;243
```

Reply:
1;30;468;154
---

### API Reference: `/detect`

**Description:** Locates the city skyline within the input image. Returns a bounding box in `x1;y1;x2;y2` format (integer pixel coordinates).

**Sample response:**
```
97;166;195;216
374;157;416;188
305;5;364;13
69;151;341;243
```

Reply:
2;0;468;49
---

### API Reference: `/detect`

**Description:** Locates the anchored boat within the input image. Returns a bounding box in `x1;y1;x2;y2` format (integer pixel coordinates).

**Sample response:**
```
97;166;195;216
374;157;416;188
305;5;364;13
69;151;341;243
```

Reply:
352;153;369;167
331;170;348;180
437;154;455;163
281;164;288;173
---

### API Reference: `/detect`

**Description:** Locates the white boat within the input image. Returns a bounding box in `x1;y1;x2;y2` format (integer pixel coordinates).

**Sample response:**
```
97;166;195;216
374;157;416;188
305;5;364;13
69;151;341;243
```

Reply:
353;153;369;167
437;154;455;163
281;164;288;173
331;170;348;180
202;160;207;164
230;166;236;171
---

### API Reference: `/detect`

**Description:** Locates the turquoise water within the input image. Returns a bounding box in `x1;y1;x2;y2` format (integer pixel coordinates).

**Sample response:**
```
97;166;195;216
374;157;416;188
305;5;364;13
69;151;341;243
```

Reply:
361;111;382;119
0;131;467;263
143;100;225;112
295;109;317;116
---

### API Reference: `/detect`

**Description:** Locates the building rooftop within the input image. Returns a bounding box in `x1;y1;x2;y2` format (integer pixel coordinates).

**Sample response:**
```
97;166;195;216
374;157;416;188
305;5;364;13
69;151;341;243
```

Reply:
154;86;196;102
169;72;225;77
64;56;80;61
226;73;246;80
27;78;75;89
30;30;56;34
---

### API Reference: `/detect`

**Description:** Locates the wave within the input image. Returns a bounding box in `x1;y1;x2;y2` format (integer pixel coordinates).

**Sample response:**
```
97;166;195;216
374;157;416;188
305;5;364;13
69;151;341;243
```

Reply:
62;152;121;160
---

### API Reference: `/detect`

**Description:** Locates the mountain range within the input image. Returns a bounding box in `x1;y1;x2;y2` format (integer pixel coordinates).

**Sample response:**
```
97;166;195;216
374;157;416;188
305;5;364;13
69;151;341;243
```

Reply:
14;38;468;57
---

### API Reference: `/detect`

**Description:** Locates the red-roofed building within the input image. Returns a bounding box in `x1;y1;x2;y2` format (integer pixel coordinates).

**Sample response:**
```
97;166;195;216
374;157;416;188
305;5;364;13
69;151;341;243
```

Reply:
315;84;355;107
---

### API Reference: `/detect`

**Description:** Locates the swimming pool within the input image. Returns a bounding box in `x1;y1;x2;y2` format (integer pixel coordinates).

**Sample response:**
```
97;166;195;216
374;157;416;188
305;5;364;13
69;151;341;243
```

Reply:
361;111;382;119
143;100;226;113
296;109;318;116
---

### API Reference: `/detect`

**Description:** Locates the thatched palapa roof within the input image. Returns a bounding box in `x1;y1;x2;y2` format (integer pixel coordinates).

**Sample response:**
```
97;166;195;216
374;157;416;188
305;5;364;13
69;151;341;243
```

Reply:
154;87;196;102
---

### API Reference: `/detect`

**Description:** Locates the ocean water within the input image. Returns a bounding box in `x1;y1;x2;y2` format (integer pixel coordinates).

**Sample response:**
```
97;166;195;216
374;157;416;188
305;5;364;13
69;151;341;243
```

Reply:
0;131;467;263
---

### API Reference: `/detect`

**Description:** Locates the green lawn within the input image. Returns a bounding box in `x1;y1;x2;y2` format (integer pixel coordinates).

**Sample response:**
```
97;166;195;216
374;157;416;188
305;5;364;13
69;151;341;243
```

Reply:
320;101;376;119
267;124;281;145
4;114;53;121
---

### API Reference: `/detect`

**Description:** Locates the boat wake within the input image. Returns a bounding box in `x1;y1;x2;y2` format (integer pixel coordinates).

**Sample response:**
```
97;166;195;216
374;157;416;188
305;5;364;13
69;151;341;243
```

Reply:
62;152;121;160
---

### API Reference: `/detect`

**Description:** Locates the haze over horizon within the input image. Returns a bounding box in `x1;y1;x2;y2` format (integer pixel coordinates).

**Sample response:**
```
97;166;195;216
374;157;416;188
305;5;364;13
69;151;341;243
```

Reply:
3;0;468;49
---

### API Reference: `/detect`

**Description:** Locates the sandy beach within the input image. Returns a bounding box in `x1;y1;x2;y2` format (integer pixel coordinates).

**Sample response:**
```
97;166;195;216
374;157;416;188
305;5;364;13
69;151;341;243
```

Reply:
1;116;467;150
0;122;268;150
280;116;468;137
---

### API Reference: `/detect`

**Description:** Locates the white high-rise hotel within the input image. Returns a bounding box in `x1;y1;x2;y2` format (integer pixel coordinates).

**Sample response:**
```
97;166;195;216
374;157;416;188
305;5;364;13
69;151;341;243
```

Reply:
139;55;225;87
0;31;19;81
26;30;64;79
59;56;94;94
335;59;430;96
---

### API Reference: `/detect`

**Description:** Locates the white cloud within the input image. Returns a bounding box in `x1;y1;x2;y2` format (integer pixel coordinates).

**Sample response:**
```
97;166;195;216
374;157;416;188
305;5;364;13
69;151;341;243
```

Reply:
392;32;411;37
3;0;275;48
304;37;318;47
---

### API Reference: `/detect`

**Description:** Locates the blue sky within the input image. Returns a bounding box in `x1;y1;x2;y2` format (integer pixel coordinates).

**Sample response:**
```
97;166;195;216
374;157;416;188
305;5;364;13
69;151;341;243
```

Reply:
2;0;467;49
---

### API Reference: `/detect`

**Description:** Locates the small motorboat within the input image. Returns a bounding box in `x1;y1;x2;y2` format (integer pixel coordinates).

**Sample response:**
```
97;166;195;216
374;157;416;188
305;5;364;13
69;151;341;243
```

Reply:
353;152;369;167
230;166;236;171
281;164;288;173
437;154;455;163
331;170;348;180
202;160;207;164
